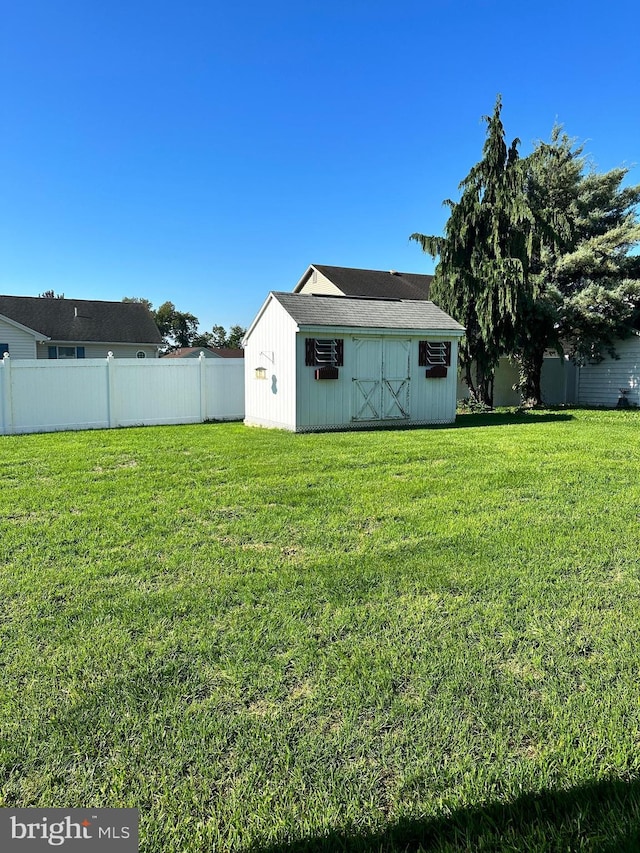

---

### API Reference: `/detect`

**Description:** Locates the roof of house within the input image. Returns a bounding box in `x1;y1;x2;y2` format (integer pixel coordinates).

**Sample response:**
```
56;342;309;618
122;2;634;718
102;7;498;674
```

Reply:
162;347;244;359
268;292;464;332
295;265;433;300
0;295;163;344
212;347;244;358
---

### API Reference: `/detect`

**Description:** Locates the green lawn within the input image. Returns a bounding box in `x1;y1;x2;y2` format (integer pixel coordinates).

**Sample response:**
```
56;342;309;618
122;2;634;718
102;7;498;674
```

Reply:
1;410;640;852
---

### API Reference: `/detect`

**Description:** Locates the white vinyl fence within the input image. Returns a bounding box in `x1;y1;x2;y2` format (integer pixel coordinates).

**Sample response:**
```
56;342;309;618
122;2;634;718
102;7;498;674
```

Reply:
0;353;245;435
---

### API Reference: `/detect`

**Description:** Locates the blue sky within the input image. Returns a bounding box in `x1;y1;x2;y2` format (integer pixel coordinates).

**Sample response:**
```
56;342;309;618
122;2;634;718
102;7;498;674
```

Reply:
1;0;638;332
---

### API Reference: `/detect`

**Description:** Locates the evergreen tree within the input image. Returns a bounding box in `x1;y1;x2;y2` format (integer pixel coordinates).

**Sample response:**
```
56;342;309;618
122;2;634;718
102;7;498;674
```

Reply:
517;131;640;404
411;96;535;405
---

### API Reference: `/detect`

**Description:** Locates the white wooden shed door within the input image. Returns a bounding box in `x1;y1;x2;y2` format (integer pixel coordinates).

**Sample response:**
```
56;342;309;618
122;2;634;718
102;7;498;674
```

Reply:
352;338;410;421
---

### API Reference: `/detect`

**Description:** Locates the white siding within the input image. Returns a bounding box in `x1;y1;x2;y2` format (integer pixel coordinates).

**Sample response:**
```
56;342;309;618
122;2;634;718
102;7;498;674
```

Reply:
0;317;37;359
36;342;159;359
577;335;640;407
243;299;298;429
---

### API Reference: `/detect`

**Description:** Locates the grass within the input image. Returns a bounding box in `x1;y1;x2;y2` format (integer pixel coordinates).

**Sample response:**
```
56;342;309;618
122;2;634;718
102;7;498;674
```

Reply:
1;409;640;851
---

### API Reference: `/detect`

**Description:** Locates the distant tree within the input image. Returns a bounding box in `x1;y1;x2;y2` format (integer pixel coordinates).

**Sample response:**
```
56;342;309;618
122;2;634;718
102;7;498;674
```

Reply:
153;301;200;350
210;325;228;348
39;290;64;298
226;325;246;348
411;96;536;405
122;297;246;352
191;331;215;349
122;296;154;313
207;324;246;349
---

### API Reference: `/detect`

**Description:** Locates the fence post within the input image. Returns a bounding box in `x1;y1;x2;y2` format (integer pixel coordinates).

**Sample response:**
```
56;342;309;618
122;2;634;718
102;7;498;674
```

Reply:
106;352;116;428
1;353;13;435
199;351;207;422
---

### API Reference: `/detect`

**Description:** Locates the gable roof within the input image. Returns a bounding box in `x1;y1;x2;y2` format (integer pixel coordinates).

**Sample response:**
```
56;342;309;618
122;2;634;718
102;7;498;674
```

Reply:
295;265;433;300
0;296;162;344
246;292;464;338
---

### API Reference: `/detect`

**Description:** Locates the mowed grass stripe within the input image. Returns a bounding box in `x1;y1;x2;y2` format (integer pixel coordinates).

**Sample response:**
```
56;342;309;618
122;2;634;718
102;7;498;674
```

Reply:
1;410;639;851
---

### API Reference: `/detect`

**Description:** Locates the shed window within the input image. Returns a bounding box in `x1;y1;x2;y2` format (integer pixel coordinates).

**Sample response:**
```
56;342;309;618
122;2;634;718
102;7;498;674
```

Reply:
305;338;344;367
418;341;451;367
0;344;8;356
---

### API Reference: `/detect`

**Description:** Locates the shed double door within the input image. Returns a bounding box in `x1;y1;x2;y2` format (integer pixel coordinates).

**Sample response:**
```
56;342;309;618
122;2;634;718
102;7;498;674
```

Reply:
352;337;410;421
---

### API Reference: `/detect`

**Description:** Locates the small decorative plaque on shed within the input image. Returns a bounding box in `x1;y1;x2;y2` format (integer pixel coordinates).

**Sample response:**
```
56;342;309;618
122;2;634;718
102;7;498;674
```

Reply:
425;365;448;379
314;366;339;380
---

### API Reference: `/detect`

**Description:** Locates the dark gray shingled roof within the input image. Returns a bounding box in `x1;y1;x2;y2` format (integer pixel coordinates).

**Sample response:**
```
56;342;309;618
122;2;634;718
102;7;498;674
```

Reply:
0;295;163;344
272;292;464;332
312;265;432;300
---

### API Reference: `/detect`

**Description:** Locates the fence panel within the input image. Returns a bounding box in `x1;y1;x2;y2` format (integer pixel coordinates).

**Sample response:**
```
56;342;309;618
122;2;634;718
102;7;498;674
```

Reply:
204;359;245;421
112;359;204;427
6;359;110;433
0;354;245;435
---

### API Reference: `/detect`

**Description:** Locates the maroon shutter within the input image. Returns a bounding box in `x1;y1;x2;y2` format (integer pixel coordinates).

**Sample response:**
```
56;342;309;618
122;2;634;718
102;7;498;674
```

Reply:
305;338;315;366
445;341;452;366
335;339;344;366
418;341;427;366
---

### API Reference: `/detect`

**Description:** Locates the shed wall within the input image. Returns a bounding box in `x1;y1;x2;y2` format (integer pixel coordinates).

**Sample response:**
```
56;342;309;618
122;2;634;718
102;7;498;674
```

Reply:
244;299;298;429
295;331;459;430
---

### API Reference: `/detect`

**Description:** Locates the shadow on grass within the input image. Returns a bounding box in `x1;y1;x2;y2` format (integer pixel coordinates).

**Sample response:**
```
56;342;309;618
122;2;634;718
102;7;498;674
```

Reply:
249;776;640;852
449;410;575;429
300;411;576;436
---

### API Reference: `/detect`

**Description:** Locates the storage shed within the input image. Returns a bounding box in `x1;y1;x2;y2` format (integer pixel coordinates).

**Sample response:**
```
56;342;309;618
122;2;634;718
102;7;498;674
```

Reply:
243;292;464;432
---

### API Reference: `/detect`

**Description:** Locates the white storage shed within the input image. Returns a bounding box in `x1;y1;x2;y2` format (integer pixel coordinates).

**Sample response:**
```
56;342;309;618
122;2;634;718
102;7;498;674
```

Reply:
243;292;464;432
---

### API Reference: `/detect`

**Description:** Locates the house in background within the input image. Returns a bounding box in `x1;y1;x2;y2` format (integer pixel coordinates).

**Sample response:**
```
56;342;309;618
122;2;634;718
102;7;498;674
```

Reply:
293;264;639;408
0;296;162;359
243;291;464;432
294;264;432;300
162;347;244;359
575;329;640;408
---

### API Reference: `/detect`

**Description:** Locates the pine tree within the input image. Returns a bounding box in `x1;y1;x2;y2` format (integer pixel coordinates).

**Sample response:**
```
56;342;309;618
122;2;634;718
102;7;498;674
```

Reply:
411;96;535;405
517;130;640;404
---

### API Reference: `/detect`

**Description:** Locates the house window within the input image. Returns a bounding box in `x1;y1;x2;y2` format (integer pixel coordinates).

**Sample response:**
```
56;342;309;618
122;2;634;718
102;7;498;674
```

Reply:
305;338;344;367
0;344;8;357
418;341;451;367
136;350;146;359
58;346;77;359
48;346;86;359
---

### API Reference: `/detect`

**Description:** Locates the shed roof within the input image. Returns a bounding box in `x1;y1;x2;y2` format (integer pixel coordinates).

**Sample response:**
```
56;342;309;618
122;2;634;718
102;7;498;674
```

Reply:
296;265;432;300
270;292;464;332
0;295;162;344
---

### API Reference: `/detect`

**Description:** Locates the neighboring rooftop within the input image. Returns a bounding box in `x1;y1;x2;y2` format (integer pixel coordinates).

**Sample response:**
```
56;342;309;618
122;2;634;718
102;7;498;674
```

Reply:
294;264;433;300
162;347;244;359
270;292;464;332
0;295;162;343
